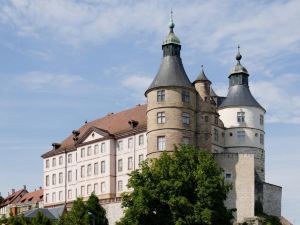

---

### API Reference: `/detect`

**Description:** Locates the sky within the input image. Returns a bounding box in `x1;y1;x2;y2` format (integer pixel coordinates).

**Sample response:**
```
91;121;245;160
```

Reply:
0;0;299;223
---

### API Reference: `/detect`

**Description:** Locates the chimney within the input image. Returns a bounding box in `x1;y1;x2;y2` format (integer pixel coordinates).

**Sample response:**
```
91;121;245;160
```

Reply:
23;185;26;190
12;189;15;194
39;187;42;190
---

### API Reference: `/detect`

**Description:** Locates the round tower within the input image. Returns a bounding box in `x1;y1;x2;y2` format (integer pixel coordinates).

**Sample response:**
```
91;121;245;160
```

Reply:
145;13;196;158
218;47;266;182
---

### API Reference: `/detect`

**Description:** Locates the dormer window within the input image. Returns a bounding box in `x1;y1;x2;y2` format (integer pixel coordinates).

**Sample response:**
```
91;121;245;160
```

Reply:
157;90;165;102
237;112;245;123
181;90;190;103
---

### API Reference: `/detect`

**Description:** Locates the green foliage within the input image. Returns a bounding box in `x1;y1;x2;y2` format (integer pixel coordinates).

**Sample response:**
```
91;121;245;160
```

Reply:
63;198;89;225
7;214;30;225
117;145;234;225
86;193;108;225
0;195;4;205
31;211;52;225
0;215;8;224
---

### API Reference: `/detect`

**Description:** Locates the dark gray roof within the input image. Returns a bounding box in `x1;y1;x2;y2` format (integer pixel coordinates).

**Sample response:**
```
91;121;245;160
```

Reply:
145;56;193;95
23;206;65;220
230;62;249;76
219;85;265;111
210;87;218;97
194;68;211;83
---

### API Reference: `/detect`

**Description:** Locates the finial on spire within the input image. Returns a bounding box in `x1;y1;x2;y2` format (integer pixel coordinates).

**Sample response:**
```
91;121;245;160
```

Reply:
236;45;242;62
169;9;175;30
201;64;204;71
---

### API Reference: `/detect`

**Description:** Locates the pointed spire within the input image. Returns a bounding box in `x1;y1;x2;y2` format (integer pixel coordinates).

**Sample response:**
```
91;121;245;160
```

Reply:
163;10;180;46
236;45;242;63
194;65;211;83
169;9;175;31
230;45;249;75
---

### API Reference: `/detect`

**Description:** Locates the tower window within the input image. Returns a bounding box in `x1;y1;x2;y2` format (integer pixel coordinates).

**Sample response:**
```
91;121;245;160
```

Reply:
260;115;264;125
157;90;165;102
181;90;190;103
204;116;209;122
182;137;190;145
214;129;219;142
237;112;245;123
237;131;245;143
182;112;190;125
224;172;232;180
260;133;264;144
157;112;166;124
157;136;166;151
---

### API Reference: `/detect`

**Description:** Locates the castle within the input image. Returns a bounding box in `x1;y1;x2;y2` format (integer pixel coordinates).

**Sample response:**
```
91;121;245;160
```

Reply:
41;17;282;224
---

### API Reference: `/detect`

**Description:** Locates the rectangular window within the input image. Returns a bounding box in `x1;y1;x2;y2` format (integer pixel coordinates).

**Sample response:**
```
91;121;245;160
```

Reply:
87;184;92;195
81;186;85;196
94;144;99;155
46;194;49;203
128;138;133;148
157;90;165;102
157;112;166;124
52;192;56;202
260;133;264;144
68;190;72;200
181;90;190;103
46;159;50;168
59;191;63;201
81;148;85;158
157;136;166;151
46;175;49;186
59;156;63;166
68;154;72;164
237;112;245;123
101;143;105;153
225;172;232;180
214;116;218;125
182;137;190;145
94;183;99;194
118;159;123;172
117;141;123;151
101;182;106;193
68;170;72;182
214;129;219;142
87;146;92;156
59;172;63;184
204;133;209;141
94;162;99;175
117;180;123;192
138;135;144;145
260;115;264;125
101;161;105;173
237;131;246;143
204;116;209;122
138;154;144;165
128;157;133;170
52;174;56;185
87;164;92;177
182;112;190;125
52;158;56;167
81;166;85;178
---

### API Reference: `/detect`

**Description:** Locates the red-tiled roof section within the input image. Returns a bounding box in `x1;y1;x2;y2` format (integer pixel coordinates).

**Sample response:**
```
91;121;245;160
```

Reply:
0;189;28;207
42;104;147;158
19;189;43;204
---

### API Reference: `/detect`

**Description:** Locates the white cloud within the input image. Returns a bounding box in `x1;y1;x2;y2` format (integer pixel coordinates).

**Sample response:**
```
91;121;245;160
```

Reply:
16;71;84;90
121;75;152;92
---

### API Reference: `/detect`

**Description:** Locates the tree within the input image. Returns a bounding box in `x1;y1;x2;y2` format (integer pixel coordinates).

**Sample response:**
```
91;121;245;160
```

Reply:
63;198;89;225
31;211;52;225
0;195;4;205
86;193;108;225
117;145;234;225
8;214;29;225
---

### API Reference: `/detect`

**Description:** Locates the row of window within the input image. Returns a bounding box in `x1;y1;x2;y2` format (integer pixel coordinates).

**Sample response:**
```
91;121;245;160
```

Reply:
157;112;190;125
81;142;106;158
117;135;144;151
237;112;264;125
45;155;145;186
229;131;264;144
45;179;127;204
156;136;190;151
157;90;190;103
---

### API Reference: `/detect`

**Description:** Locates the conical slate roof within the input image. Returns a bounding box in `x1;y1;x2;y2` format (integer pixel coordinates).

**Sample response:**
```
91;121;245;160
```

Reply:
145;56;193;95
194;67;211;83
210;87;218;97
219;85;265;111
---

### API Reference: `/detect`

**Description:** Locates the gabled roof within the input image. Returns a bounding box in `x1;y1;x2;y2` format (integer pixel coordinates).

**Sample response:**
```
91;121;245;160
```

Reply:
42;104;147;158
19;189;43;204
0;189;28;207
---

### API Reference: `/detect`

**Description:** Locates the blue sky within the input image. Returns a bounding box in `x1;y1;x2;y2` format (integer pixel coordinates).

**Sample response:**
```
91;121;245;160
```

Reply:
0;0;299;223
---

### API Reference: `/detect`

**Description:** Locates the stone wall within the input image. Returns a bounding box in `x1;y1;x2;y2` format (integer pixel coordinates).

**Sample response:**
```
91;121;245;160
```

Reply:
262;182;282;217
214;153;255;223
